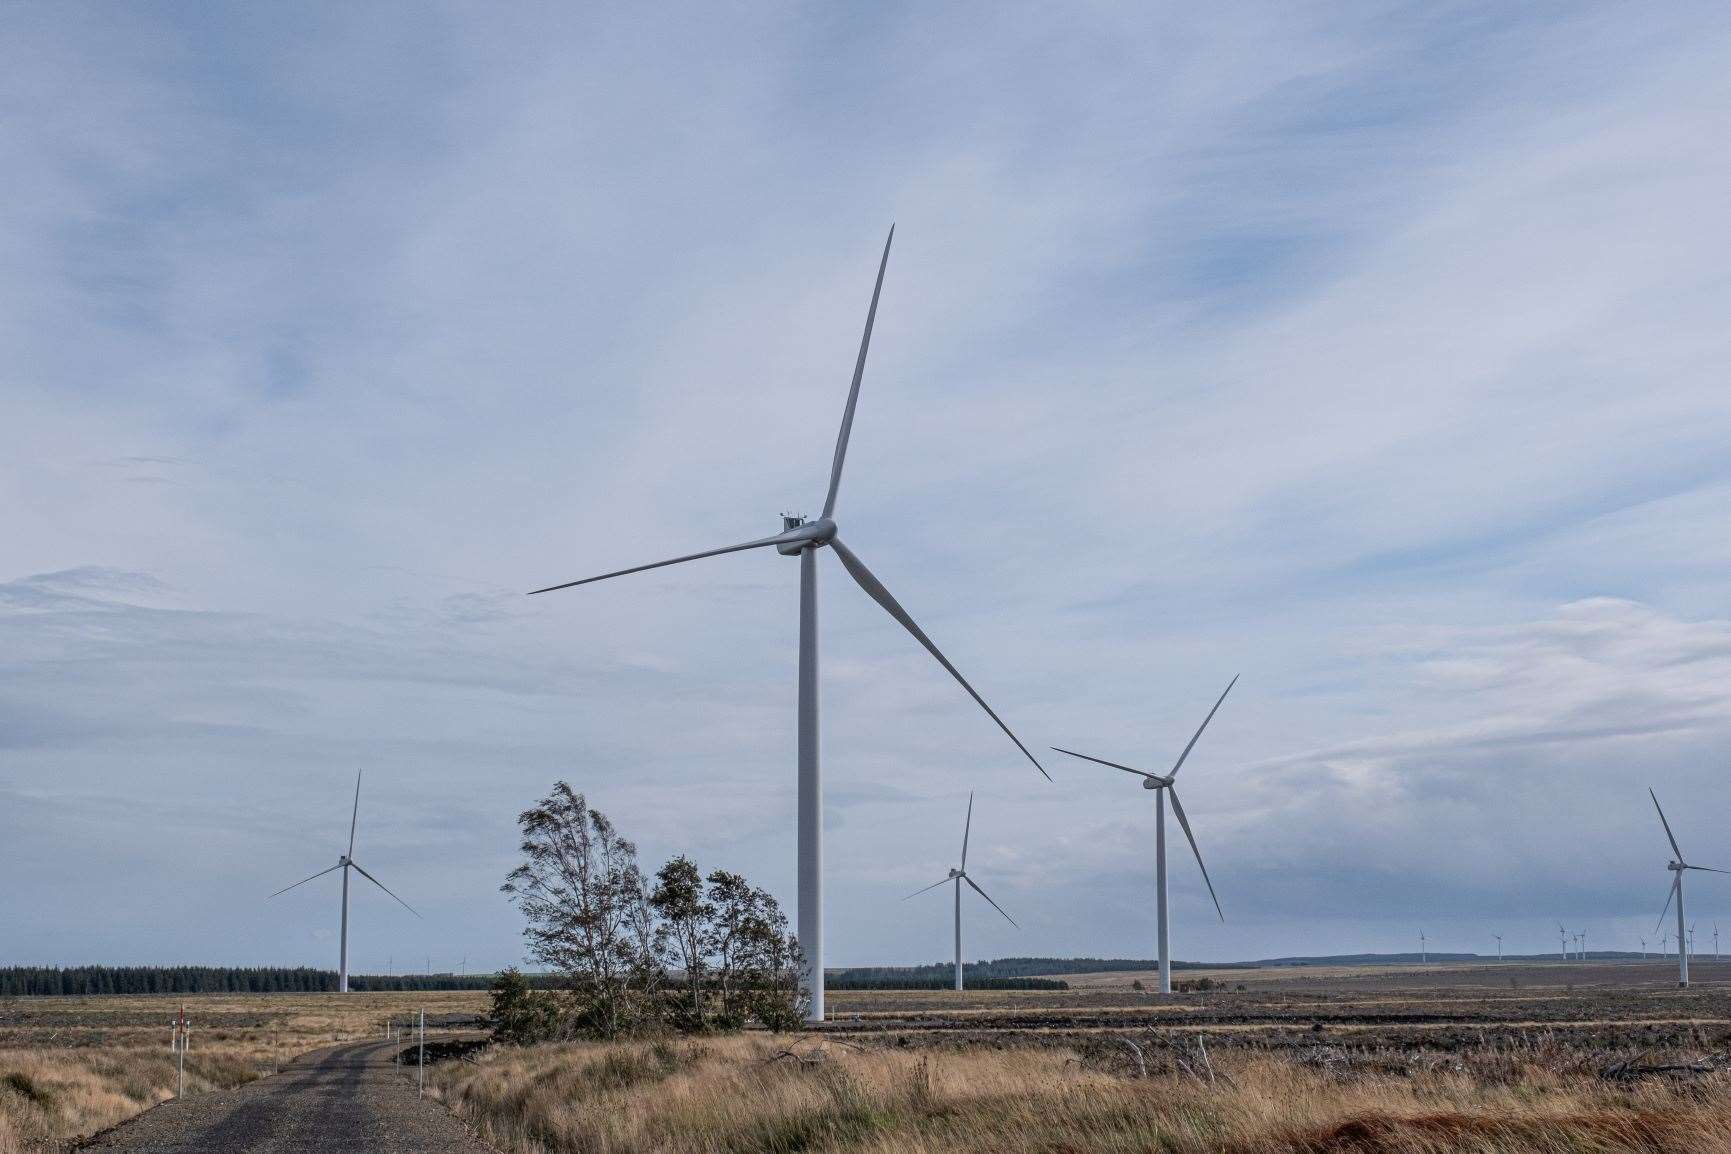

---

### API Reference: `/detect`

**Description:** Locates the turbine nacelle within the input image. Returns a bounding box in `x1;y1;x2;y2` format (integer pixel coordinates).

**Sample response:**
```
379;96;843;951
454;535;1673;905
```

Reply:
1140;774;1176;790
774;516;837;555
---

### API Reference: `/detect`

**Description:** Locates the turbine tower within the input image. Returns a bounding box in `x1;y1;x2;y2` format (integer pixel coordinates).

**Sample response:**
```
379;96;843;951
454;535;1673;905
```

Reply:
1639;935;1647;960
268;770;420;992
904;792;1017;990
1493;933;1502;961
1651;788;1727;988
1557;924;1568;961
1419;930;1427;965
528;229;1046;1022
1051;677;1234;994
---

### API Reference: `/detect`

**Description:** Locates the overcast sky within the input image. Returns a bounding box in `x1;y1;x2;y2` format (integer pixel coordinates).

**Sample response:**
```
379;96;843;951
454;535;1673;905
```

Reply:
5;3;1731;973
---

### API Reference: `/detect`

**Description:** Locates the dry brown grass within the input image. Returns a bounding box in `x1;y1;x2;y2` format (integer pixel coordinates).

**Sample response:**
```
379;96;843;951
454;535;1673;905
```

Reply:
428;1033;1731;1154
0;991;485;1151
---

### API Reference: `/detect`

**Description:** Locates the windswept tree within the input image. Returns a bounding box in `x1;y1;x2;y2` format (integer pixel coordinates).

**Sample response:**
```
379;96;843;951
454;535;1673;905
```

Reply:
706;868;805;1027
651;855;712;1028
501;782;656;1037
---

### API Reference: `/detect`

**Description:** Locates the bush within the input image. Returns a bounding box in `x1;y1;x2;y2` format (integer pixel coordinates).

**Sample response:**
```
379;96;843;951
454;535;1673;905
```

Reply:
488;967;560;1045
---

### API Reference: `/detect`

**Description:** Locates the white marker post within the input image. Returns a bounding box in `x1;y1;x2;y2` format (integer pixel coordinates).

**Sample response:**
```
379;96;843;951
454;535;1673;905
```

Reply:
171;1006;188;1098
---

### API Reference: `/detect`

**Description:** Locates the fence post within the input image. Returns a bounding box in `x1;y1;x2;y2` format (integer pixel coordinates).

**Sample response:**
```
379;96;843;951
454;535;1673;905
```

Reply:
418;1010;426;1098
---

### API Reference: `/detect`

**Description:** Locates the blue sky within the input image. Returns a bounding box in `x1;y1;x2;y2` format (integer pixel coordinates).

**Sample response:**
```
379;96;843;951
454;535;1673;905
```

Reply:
4;2;1731;972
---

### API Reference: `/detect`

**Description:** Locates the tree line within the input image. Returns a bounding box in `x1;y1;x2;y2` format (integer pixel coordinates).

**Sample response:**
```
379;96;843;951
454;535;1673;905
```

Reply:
489;781;804;1042
0;967;512;997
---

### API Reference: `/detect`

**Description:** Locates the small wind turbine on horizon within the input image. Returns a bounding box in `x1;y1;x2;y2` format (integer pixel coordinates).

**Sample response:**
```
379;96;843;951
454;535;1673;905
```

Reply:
1493;933;1502;961
904;792;1017;991
268;770;420;992
1639;935;1647;960
1651;788;1727;988
1051;677;1235;995
1419;930;1427;964
526;228;1047;1022
1557;925;1568;961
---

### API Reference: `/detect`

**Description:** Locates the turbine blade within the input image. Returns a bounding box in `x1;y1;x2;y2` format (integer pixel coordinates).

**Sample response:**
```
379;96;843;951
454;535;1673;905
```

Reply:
1169;675;1238;779
1050;747;1156;780
821;225;894;521
961;791;974;871
349;861;421;918
963;874;1018;928
268;862;343;899
1650;788;1685;861
902;876;952;901
1686;865;1731;874
829;536;1048;780
528;530;805;595
1656;875;1680;935
348;769;362;859
1168;788;1224;921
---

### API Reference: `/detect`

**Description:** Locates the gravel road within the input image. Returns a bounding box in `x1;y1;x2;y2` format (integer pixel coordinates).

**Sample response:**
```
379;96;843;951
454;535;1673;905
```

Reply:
78;1038;495;1153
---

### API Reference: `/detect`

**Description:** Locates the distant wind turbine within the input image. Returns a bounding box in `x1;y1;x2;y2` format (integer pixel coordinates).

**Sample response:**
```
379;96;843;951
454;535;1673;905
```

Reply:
527;229;1046;1022
904;792;1017;990
268;770;420;992
1557;924;1568;961
1715;922;1721;961
1052;677;1235;994
1639;935;1647;960
1419;930;1427;965
1651;788;1727;988
1493;933;1502;961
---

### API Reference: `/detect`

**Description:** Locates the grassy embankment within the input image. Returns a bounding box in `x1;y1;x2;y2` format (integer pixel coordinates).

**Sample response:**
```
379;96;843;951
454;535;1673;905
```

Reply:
430;1032;1731;1154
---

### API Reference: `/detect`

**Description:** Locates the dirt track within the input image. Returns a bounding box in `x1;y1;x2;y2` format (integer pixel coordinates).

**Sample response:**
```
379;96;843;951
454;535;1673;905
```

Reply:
77;1038;493;1153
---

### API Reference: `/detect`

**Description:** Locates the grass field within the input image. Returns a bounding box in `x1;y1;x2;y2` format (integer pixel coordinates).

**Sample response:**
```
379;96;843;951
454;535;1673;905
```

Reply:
428;962;1731;1154
8;963;1731;1152
0;990;485;1151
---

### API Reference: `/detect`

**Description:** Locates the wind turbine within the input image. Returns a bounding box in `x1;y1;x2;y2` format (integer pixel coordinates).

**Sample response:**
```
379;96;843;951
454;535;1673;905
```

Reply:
1493;933;1502;961
1051;677;1234;995
1688;924;1697;958
268;770;420;992
1419;930;1427;965
1577;930;1587;960
1639;935;1647;960
527;229;1046;1022
1715;922;1721;961
904;792;1017;990
1651;788;1728;988
1557;924;1568;961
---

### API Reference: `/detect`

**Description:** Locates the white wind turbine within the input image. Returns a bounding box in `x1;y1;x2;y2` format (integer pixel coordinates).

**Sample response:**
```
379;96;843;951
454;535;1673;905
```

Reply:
1419;930;1427;964
1557;924;1568;961
1715;922;1721;961
1493;933;1502;961
904;792;1017;990
1651;788;1728;988
268;770;420;992
1052;677;1234;995
1639;935;1647;960
528;229;1046;1022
